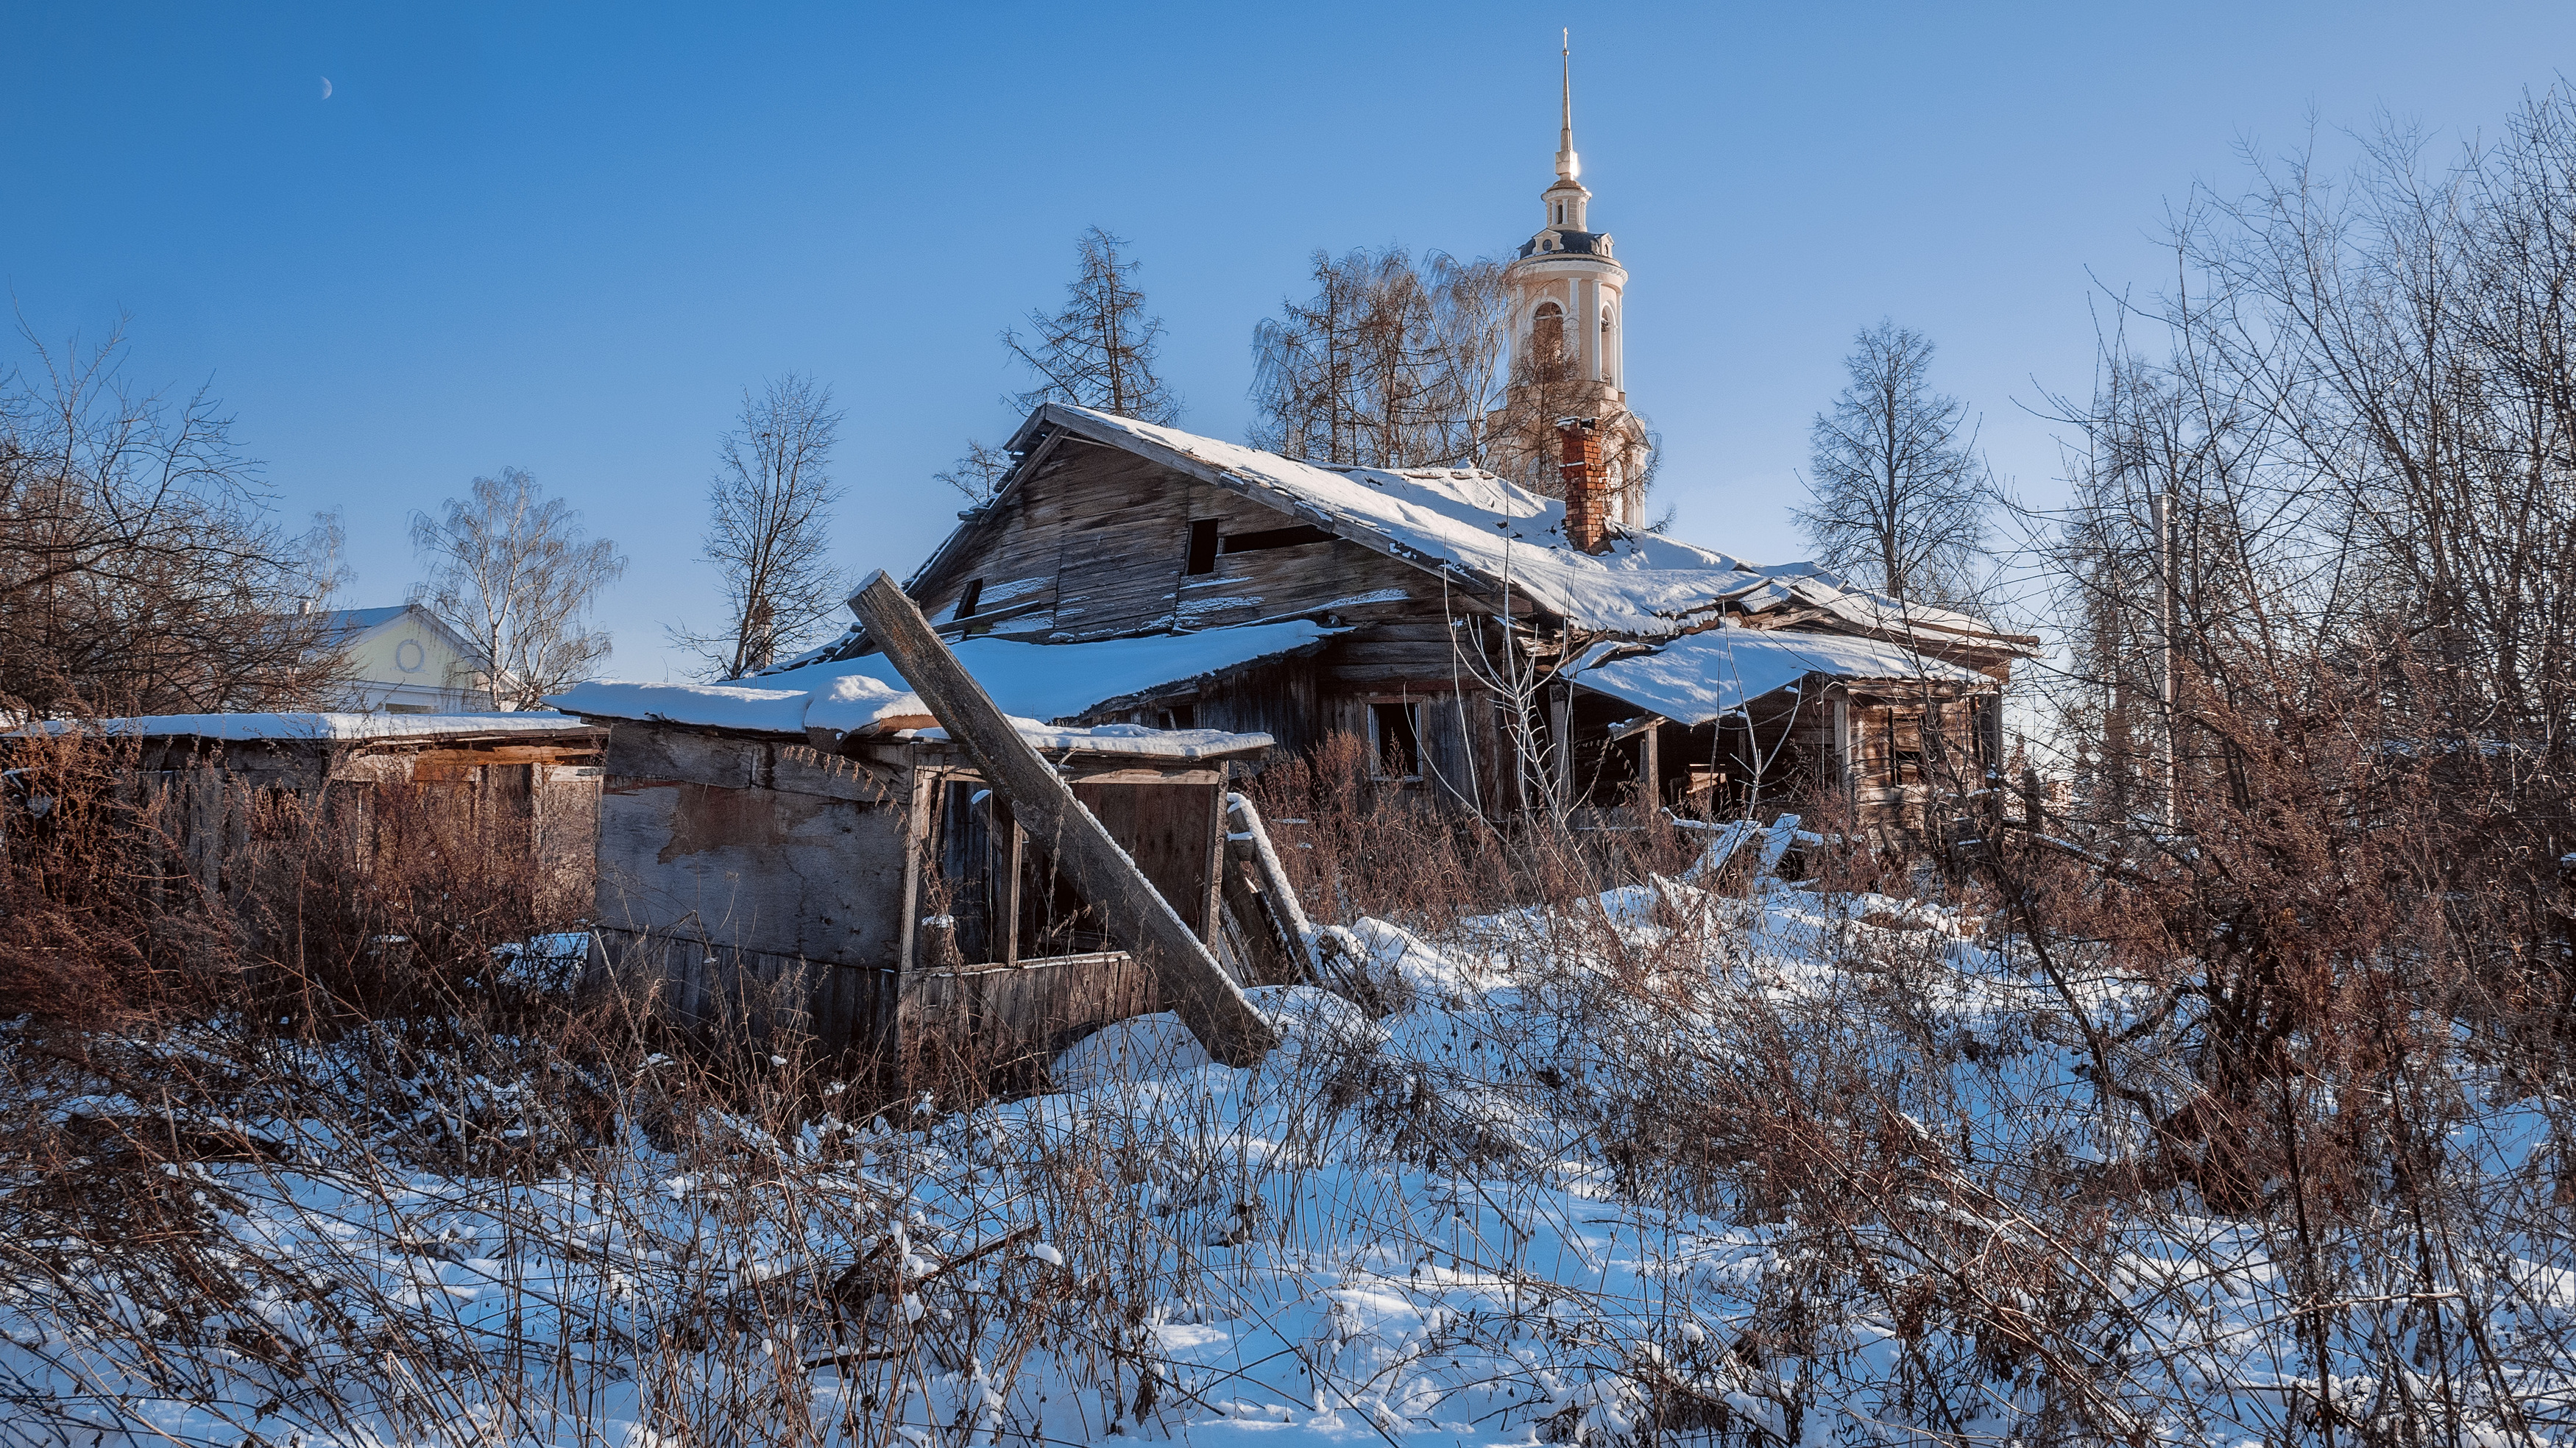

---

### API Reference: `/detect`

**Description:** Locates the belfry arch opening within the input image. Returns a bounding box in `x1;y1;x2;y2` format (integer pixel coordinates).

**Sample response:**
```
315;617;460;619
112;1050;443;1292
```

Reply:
1532;301;1565;359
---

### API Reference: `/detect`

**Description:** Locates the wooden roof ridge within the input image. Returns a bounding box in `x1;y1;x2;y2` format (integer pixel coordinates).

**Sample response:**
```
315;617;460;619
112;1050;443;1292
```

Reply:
981;404;1512;607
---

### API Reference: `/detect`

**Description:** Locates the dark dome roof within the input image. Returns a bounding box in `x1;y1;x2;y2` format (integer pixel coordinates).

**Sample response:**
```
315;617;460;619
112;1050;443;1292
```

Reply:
1517;230;1611;260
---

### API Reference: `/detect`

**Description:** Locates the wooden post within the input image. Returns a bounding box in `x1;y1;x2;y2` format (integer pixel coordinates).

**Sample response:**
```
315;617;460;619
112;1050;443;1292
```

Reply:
849;571;1278;1065
1637;722;1659;828
1607;712;1665;828
988;795;1022;967
1549;683;1572;812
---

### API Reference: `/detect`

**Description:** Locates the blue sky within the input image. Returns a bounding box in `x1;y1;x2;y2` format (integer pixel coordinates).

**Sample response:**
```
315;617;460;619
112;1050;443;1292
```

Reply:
5;3;2569;678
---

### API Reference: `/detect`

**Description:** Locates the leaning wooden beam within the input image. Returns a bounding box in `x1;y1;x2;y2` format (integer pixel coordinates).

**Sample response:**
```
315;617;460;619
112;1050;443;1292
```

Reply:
848;571;1279;1066
1223;792;1319;985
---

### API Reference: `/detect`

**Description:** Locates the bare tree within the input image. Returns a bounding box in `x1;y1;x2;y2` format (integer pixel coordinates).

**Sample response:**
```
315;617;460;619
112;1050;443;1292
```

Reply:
1794;322;1992;605
0;320;347;717
940;228;1180;508
1004;227;1181;425
410;469;626;710
1249;247;1506;469
670;375;846;678
935;439;1015;510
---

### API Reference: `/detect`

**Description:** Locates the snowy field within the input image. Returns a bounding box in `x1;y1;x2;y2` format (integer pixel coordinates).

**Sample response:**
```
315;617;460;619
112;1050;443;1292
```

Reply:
4;870;2571;1445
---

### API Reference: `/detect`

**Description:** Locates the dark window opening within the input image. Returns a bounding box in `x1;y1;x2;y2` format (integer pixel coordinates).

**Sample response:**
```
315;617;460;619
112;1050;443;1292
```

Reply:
1884;710;1923;787
1184;519;1220;575
1222;523;1335;553
1160;703;1197;731
1370;702;1421;779
954;578;983;620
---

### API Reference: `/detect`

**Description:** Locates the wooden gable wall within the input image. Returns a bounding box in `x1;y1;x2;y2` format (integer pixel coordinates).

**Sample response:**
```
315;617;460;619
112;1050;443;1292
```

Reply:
910;443;1451;645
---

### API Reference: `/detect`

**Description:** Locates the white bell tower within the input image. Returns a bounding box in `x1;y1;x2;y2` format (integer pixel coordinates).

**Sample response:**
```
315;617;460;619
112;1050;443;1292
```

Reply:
1498;35;1639;522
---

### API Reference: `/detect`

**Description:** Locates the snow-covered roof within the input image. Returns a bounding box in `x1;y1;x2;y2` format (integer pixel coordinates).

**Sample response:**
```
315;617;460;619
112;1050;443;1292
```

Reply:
19;711;597;743
551;620;1337;740
1563;624;1995;725
305;603;491;667
1003;405;2034;654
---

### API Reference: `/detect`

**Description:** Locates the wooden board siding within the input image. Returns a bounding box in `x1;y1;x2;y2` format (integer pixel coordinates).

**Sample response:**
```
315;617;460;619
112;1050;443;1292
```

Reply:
592;926;901;1057
1837;683;1995;833
1069;780;1222;946
896;951;1155;1083
591;726;912;970
104;732;601;910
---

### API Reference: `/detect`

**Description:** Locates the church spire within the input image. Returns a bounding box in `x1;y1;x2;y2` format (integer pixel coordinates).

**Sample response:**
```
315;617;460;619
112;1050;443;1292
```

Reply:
1540;30;1591;234
1556;29;1579;183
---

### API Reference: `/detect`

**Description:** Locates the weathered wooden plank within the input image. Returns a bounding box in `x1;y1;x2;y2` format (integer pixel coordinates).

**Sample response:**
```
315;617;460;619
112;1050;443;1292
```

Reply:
773;744;902;803
896;950;1153;1081
404;745;601;770
850;570;1277;1065
1220;862;1291;985
1222;792;1318;985
1060;767;1224;786
603;724;769;789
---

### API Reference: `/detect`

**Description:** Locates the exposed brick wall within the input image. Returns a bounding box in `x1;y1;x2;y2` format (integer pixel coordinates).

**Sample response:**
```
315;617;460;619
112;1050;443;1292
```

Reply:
1557;418;1608;554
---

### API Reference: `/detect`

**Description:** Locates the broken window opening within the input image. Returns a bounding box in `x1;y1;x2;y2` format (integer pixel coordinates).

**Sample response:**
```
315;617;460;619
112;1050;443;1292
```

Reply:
1184;519;1220;576
1884;709;1924;787
1222;524;1335;553
1370;701;1422;781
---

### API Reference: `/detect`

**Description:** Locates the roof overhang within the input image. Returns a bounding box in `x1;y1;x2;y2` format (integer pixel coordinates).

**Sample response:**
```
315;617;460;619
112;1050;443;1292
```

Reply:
1564;626;1996;726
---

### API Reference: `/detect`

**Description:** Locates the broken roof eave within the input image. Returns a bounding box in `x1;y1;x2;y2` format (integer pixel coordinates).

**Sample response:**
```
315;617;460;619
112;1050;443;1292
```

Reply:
1563;624;2000;728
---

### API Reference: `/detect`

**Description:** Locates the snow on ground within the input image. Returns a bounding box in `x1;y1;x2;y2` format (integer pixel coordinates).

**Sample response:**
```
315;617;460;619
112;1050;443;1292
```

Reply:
4;873;2571;1445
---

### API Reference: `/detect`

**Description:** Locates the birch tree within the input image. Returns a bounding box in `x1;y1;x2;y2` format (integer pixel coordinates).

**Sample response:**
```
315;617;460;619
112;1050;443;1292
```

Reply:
410;469;626;709
672;375;846;678
1793;322;1992;605
1248;247;1507;469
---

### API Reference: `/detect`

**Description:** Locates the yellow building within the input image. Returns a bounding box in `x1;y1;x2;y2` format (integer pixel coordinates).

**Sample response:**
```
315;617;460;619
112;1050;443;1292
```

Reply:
312;604;492;713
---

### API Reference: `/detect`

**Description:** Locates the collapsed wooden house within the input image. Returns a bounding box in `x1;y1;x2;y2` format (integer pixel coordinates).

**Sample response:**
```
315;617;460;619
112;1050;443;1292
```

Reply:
551;643;1298;1071
765;405;2040;834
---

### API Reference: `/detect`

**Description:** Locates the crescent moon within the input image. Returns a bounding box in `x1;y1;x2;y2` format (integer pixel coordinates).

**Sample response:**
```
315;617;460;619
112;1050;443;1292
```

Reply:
320;77;333;99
